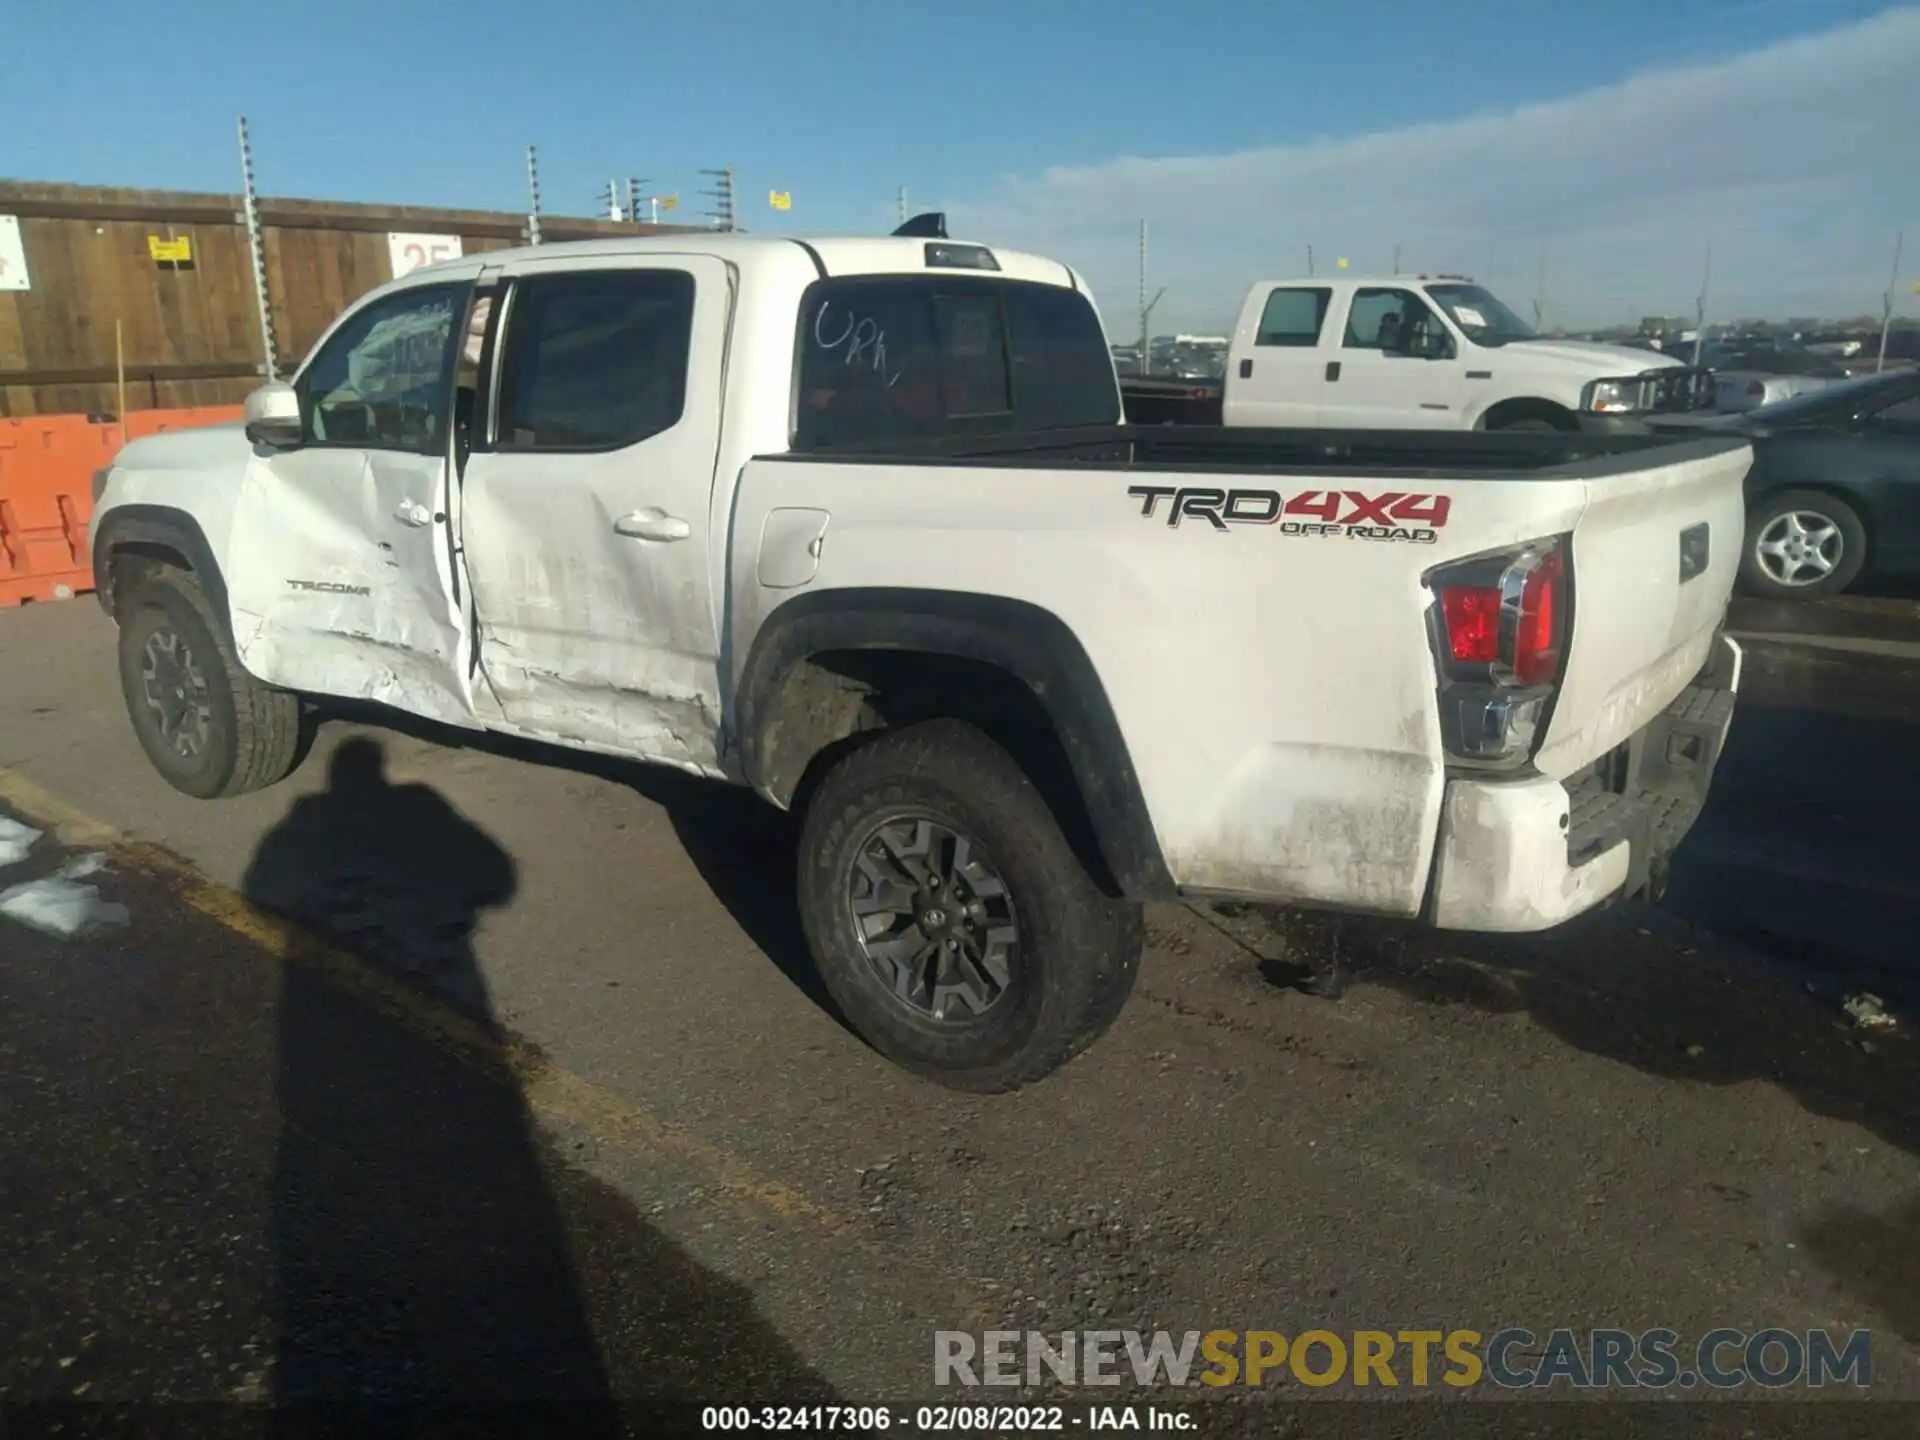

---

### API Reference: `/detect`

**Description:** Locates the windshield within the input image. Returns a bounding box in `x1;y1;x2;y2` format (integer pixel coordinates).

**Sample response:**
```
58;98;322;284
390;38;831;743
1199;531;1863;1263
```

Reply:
1425;283;1538;346
1748;371;1916;425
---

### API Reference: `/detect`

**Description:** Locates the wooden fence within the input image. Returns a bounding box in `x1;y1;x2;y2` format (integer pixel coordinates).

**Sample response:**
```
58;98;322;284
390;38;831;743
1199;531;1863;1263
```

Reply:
0;180;704;416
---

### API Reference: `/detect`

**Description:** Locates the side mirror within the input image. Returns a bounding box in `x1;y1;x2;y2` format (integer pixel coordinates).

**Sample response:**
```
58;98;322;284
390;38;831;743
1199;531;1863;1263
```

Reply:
244;381;303;448
1418;328;1454;361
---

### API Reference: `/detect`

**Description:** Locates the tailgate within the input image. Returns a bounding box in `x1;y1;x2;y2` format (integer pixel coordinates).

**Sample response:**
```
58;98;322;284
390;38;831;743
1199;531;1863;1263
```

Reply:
1533;438;1752;779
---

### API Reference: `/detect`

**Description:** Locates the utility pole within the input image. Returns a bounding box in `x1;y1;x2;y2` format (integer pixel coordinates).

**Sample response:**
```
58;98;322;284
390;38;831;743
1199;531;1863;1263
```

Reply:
1139;288;1166;358
1694;238;1713;347
236;115;279;381
701;168;737;231
603;179;621;221
1392;243;1401;275
626;178;647;228
526;145;543;246
1875;229;1905;374
898;187;908;225
1138;220;1147;352
1533;246;1550;332
1306;245;1315;277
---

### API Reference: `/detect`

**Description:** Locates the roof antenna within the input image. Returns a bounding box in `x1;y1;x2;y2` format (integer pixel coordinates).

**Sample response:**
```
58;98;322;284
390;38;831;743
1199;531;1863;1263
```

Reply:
892;211;948;239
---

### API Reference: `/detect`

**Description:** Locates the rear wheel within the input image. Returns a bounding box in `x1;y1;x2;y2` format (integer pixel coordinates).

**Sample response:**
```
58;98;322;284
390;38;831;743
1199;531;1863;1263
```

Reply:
1739;488;1867;600
796;719;1144;1093
116;569;304;798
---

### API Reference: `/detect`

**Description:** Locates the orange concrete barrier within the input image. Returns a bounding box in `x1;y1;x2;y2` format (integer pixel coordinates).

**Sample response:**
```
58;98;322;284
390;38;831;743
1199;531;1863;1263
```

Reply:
0;406;243;608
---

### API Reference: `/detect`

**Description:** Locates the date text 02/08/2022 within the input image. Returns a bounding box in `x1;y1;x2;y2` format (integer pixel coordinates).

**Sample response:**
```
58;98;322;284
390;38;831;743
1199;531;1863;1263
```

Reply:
699;1403;1191;1432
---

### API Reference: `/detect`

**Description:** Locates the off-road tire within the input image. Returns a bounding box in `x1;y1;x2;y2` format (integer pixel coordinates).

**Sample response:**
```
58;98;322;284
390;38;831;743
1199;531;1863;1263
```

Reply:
116;570;303;799
797;719;1144;1093
1738;487;1868;600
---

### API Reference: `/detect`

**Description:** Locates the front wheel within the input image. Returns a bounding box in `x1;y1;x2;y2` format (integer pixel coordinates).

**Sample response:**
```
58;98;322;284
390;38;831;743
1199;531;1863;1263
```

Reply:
116;570;305;798
1739;488;1867;600
796;719;1144;1093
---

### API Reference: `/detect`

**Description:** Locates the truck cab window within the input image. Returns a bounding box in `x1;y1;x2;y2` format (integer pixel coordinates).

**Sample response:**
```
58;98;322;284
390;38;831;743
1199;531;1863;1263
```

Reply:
495;270;695;452
1344;288;1453;360
301;284;466;452
1256;287;1331;347
793;277;1116;449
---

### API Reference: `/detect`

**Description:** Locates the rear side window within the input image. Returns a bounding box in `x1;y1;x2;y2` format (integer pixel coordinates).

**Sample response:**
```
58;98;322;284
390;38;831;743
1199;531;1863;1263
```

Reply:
496;269;695;451
1256;287;1331;347
793;277;1117;450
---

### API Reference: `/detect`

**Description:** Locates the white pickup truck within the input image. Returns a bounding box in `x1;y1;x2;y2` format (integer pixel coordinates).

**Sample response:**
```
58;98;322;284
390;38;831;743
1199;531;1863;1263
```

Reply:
89;226;1749;1092
1125;275;1718;432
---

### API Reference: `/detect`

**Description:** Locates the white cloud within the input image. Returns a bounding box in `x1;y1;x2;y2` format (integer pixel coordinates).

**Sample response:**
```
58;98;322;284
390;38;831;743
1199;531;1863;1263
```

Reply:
952;8;1920;333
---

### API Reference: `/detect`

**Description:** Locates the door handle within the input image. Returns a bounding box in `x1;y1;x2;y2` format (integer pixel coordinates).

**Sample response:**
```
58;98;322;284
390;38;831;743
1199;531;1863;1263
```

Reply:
613;508;692;542
1238;358;1253;379
1325;361;1342;382
393;499;433;528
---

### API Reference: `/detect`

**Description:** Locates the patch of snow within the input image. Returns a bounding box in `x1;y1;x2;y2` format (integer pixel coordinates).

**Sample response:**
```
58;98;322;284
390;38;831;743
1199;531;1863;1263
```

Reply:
0;879;131;938
0;817;42;867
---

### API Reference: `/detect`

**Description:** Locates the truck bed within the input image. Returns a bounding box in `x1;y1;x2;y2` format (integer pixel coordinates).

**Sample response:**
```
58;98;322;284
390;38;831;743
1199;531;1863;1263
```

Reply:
763;423;1750;479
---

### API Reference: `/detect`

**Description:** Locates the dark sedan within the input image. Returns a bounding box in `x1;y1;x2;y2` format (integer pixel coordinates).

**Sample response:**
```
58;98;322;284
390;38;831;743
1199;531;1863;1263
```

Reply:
1650;371;1920;599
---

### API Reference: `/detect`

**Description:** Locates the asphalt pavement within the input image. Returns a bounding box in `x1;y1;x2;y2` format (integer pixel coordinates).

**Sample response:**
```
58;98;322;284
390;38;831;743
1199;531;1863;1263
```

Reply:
1;594;1917;1437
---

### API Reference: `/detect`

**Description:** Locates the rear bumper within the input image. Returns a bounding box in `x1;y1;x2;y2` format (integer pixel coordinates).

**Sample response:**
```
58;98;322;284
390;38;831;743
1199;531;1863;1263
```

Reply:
1428;633;1742;932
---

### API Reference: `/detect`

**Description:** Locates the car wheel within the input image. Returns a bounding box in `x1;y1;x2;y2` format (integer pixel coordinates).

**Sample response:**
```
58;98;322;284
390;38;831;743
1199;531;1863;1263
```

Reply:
796;719;1144;1093
1739;489;1868;600
116;570;305;799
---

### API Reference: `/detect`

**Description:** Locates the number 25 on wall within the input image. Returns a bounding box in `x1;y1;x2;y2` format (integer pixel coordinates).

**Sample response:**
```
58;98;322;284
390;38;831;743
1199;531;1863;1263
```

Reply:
388;233;463;278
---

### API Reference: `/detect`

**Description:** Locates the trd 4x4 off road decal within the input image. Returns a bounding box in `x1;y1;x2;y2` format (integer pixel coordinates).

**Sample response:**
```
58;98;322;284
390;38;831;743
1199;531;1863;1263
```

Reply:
1127;485;1451;543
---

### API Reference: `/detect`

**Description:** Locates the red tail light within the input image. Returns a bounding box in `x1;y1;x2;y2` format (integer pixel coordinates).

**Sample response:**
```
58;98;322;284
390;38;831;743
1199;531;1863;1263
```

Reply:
1441;586;1500;663
1514;549;1564;685
1428;540;1571;764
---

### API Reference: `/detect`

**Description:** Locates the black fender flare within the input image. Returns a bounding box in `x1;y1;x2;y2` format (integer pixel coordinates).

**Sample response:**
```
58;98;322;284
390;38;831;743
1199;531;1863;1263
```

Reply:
734;588;1175;900
90;504;228;625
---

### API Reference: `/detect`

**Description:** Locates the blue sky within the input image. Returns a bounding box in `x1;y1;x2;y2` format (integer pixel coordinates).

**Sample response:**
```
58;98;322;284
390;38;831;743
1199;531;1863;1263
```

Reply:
5;1;1915;329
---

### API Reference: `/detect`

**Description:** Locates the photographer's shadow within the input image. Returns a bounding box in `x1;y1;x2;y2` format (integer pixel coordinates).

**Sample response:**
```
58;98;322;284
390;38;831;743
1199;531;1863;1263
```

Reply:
242;736;836;1416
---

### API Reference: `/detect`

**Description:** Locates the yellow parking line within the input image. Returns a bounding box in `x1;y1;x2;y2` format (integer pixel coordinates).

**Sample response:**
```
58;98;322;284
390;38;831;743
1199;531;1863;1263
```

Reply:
0;766;864;1239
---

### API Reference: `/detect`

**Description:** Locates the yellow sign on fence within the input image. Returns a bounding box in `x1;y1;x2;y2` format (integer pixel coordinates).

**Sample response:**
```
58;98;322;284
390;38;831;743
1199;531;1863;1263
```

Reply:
769;191;792;211
658;194;679;212
147;235;192;264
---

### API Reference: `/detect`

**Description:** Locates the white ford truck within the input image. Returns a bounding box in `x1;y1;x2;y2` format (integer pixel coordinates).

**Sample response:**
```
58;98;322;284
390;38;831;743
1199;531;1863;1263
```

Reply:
1125;275;1718;433
89;225;1749;1091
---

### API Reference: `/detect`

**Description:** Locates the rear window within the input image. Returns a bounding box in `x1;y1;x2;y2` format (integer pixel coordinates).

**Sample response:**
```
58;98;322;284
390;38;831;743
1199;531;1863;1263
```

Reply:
1256;287;1331;347
792;277;1118;450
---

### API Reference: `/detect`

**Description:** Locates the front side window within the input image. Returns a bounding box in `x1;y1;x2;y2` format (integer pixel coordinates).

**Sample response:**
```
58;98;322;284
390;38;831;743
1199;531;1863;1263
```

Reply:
302;284;467;451
1256;287;1331;347
1343;287;1454;359
495;269;695;452
793;277;1116;450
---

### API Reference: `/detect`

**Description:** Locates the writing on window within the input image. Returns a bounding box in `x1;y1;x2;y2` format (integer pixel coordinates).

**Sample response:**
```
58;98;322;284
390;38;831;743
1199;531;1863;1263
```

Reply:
307;289;463;450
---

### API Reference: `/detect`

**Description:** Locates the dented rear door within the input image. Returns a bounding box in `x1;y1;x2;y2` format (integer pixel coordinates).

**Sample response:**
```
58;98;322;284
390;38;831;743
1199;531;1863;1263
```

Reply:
457;253;732;771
